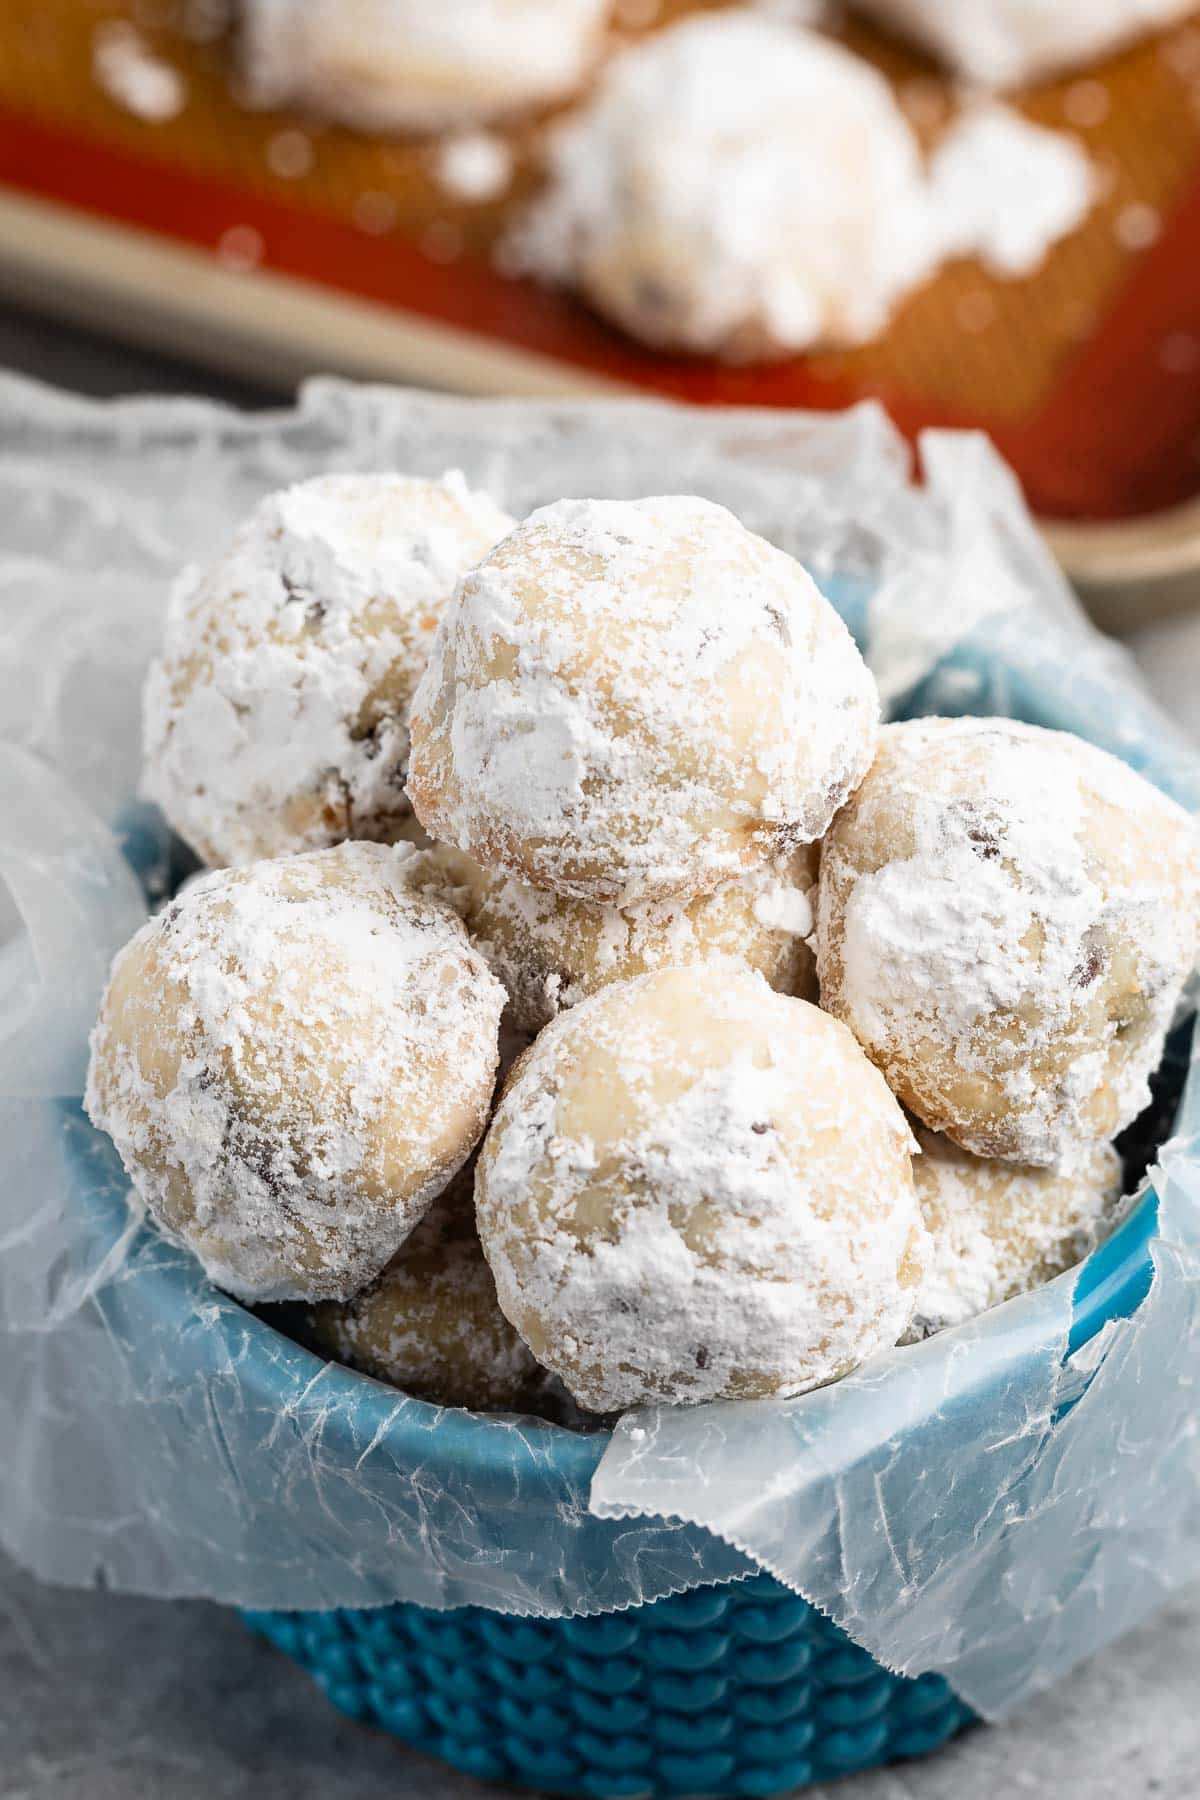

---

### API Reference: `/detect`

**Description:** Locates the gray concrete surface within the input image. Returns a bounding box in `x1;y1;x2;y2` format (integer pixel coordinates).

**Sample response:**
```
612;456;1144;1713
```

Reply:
2;302;1197;1800
3;1551;1198;1800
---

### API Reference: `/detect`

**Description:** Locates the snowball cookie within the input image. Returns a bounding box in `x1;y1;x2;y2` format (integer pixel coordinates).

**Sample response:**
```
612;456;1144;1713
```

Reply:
241;0;608;134
414;841;819;1033
907;1130;1123;1338
301;1168;543;1411
508;14;940;360
408;495;879;905
817;718;1200;1169
142;471;514;867
475;965;926;1411
850;0;1196;88
84;842;506;1304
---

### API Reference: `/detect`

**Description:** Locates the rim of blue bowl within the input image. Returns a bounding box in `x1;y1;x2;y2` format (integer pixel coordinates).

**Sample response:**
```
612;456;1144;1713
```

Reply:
1067;1176;1159;1356
77;1098;1175;1516
78;1120;610;1500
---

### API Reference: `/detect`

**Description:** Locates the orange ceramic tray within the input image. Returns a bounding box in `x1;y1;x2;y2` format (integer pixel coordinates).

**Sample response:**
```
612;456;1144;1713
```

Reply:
0;0;1199;544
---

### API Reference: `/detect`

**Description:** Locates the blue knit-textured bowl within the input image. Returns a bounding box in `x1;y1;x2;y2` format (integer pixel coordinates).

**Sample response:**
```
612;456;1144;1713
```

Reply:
244;1575;972;1795
237;1161;1166;1798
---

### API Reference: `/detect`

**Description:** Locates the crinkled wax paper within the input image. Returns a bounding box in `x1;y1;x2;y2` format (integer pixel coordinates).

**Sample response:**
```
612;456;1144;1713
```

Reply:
2;374;1199;1715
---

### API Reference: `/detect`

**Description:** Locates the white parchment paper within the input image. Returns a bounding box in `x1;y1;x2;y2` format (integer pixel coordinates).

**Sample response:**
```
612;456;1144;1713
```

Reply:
1;376;1198;1720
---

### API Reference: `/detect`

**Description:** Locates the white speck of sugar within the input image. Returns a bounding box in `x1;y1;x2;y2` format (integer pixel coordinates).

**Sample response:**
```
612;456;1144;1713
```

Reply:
1063;79;1110;129
955;290;998;334
1116;202;1162;251
421;221;465;264
217;225;264;271
92;22;187;124
1161;332;1200;375
434;132;514;204
353;191;400;236
266;129;315;180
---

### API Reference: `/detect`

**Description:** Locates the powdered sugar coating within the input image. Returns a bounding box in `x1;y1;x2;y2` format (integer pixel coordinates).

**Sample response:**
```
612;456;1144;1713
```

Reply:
907;1128;1123;1338
241;0;608;134
142;471;514;867
408;495;879;905
85;841;506;1303
412;840;819;1032
506;14;941;361
818;718;1200;1168
926;105;1095;279
301;1167;543;1410
475;964;925;1411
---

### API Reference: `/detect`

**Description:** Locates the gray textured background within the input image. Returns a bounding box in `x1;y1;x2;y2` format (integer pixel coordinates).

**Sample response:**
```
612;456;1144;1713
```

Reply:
2;298;1198;1800
4;1554;1199;1800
